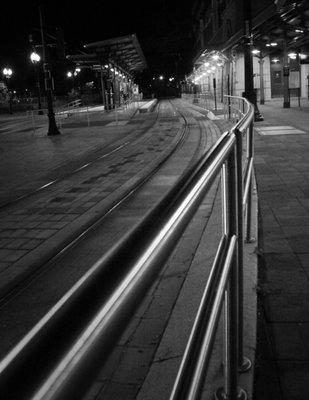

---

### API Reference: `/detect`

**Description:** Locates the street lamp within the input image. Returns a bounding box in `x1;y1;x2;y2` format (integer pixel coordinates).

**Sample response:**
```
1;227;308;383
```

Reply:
39;5;60;135
30;51;43;114
2;67;13;114
67;71;75;92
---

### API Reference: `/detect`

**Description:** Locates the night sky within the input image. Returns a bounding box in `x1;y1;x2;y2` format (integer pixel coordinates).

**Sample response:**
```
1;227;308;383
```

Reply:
0;0;193;89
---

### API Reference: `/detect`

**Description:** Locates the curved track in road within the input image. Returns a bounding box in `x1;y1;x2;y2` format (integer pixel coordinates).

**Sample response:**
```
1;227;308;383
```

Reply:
0;99;220;365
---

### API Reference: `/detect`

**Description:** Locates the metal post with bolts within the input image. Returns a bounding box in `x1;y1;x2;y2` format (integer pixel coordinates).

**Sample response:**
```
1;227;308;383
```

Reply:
216;147;247;400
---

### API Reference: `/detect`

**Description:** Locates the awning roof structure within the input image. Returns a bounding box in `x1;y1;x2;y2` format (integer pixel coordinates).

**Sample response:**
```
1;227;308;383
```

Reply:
67;34;147;75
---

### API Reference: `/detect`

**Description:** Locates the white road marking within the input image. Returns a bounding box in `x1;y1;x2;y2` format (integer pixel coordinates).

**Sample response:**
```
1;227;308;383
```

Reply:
256;125;306;135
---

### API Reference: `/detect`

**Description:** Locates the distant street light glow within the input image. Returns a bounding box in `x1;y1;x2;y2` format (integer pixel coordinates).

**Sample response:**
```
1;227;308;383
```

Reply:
252;49;260;54
159;75;164;80
67;71;73;78
3;67;13;77
30;52;41;63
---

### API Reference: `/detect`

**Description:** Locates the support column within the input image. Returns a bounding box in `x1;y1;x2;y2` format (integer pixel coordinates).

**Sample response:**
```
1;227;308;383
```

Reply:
259;55;265;105
283;40;290;108
243;0;264;121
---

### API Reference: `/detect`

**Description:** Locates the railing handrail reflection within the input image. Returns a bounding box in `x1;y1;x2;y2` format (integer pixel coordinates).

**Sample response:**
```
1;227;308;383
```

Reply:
0;96;255;400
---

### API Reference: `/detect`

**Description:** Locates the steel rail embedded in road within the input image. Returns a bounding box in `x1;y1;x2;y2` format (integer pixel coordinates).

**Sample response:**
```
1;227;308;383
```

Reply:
0;97;255;399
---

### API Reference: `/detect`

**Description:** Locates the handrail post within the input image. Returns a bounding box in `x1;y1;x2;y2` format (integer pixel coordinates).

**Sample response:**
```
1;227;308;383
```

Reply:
245;120;255;243
235;128;252;373
216;147;247;400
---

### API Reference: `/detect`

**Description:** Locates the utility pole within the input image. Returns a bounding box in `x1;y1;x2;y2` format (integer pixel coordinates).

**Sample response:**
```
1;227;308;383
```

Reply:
39;6;60;135
243;0;263;121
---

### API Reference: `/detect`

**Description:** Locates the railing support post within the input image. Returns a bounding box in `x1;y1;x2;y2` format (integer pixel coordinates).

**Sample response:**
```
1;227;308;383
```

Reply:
245;120;255;243
216;148;247;400
235;128;252;373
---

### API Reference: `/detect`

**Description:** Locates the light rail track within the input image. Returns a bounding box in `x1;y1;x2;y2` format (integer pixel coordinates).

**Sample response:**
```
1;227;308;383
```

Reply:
0;99;213;364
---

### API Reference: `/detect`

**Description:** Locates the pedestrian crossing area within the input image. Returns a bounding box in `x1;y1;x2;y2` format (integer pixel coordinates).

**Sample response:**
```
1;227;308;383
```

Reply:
256;125;306;135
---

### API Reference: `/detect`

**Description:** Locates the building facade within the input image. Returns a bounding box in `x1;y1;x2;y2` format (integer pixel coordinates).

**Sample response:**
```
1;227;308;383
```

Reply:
186;0;309;103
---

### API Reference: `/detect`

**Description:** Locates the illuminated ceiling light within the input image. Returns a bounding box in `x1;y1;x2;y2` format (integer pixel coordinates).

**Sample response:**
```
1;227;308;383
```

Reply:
67;71;73;78
295;29;304;33
159;75;164;80
207;69;212;73
252;49;260;54
272;58;279;63
266;43;271;47
204;62;210;67
288;52;297;59
217;62;223;67
270;42;278;46
110;68;114;72
211;66;216;70
299;54;307;59
104;64;109;68
212;54;219;60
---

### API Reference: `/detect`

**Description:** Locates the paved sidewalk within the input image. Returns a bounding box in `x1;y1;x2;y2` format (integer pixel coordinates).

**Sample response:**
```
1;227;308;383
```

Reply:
253;99;309;399
0;101;189;297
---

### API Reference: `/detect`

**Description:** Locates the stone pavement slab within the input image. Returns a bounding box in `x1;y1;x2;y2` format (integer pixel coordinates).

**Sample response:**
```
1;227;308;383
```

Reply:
253;99;309;400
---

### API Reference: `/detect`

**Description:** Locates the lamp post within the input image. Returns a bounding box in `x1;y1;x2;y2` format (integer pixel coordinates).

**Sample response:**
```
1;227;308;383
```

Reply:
67;71;74;91
30;51;43;114
2;67;13;114
39;5;60;135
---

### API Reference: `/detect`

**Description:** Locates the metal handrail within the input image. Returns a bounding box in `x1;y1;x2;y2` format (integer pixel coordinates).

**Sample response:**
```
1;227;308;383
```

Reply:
0;96;255;399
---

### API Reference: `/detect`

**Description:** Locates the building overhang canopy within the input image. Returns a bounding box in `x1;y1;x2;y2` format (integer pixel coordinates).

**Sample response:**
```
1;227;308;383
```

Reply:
67;34;147;78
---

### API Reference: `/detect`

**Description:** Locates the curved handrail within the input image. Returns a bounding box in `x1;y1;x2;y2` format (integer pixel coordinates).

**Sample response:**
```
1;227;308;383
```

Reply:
0;97;255;399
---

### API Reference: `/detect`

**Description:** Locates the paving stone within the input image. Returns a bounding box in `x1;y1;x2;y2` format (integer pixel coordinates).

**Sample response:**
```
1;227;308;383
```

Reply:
1;249;28;262
264;292;309;323
129;317;167;348
277;361;309;400
97;382;138;400
111;346;154;385
271;322;309;360
0;262;10;273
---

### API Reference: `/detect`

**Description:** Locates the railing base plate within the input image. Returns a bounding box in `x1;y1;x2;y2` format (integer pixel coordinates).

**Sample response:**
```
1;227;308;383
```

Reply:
215;386;247;400
239;356;252;373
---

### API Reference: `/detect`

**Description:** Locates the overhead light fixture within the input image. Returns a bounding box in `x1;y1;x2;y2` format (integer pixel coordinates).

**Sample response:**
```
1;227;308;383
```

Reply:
252;49;260;54
212;54;219;60
288;52;297;59
270;42;278;46
204;62;210;67
271;58;279;63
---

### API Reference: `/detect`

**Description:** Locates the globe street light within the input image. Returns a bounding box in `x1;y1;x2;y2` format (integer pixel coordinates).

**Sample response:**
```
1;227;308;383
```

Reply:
2;67;13;114
66;71;74;91
30;51;43;114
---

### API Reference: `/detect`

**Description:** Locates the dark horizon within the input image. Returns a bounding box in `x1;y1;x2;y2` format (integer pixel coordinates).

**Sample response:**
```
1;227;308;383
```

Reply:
0;1;194;89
